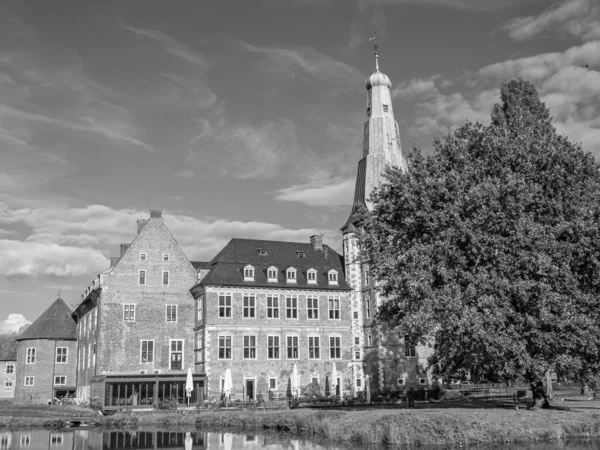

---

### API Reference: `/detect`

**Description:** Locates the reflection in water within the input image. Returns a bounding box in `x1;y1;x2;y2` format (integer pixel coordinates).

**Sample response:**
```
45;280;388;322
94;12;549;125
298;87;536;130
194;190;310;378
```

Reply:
0;429;598;450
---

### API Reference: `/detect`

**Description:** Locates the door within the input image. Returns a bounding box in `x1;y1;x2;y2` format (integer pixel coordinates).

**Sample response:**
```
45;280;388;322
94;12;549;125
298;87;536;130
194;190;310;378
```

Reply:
245;379;255;401
336;378;341;396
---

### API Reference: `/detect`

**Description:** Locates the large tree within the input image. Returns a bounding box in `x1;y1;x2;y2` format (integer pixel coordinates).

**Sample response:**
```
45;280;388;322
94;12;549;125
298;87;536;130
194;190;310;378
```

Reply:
359;79;600;408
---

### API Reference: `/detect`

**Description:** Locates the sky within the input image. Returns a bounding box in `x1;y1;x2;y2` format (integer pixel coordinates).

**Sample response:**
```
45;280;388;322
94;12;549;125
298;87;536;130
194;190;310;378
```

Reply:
1;0;599;330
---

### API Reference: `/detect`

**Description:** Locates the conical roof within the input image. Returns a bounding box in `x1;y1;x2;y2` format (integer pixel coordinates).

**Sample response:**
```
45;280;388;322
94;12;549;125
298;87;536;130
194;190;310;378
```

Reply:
16;298;76;341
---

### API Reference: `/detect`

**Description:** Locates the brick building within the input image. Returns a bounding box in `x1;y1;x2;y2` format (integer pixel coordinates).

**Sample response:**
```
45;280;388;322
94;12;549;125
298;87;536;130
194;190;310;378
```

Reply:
73;209;205;410
191;235;353;400
0;335;17;399
341;50;433;392
14;298;77;404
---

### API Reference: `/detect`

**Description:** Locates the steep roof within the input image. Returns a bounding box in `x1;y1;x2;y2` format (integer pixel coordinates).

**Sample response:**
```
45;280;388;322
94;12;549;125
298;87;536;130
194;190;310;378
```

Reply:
191;261;210;271
17;298;77;342
196;238;351;291
0;335;17;361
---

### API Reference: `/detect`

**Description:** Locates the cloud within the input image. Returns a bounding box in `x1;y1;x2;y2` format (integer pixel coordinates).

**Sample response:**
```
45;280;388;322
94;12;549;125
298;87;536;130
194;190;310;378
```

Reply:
274;178;355;208
123;25;209;69
504;0;600;41
237;40;363;90
0;240;109;278
392;77;439;99
0;314;31;334
356;0;529;11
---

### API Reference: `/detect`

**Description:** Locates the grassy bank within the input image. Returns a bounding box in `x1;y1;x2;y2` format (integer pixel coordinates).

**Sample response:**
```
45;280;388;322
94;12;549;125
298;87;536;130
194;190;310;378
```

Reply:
87;405;600;447
0;404;99;429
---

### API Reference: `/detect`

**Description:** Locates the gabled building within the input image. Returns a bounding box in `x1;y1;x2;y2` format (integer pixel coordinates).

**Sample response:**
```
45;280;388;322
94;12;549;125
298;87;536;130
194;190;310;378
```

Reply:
14;298;77;404
342;49;433;392
191;235;353;401
0;335;17;399
73;209;205;411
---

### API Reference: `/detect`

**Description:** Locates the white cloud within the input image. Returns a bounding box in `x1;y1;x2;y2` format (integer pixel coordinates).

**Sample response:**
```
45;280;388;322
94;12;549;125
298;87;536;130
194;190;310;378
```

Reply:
0;314;31;334
274;178;355;208
504;0;600;41
392;77;439;99
356;0;530;11
0;240;109;278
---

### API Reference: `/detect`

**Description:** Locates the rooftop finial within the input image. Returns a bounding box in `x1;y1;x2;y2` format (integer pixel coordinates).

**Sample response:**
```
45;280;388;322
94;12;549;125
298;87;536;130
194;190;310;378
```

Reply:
370;32;382;71
57;288;61;299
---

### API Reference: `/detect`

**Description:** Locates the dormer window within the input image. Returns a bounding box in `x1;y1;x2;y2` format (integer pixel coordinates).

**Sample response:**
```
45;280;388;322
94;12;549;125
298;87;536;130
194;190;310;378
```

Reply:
258;249;268;256
307;268;317;284
296;251;306;259
267;266;278;282
244;265;255;281
328;270;338;285
286;267;297;283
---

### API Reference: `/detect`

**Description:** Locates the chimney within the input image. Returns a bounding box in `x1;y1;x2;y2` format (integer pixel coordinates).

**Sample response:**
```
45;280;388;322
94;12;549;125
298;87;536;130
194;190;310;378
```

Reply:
120;244;130;255
137;219;148;235
310;234;323;251
150;209;163;219
110;256;119;267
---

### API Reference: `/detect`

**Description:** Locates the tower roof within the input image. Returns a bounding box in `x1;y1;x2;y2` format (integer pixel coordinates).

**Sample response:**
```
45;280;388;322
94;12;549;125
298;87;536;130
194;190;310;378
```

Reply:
366;70;391;90
17;298;77;342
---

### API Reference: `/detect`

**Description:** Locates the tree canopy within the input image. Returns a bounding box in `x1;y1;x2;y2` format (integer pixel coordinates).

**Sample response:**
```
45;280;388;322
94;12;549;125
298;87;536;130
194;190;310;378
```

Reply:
359;78;600;403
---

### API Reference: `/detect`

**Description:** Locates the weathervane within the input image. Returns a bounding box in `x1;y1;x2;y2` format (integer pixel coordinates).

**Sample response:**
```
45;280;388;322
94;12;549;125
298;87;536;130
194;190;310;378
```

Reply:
370;32;382;70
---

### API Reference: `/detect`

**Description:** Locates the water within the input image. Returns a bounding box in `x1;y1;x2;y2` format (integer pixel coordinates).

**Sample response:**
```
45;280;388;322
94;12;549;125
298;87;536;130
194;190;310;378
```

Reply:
0;429;598;450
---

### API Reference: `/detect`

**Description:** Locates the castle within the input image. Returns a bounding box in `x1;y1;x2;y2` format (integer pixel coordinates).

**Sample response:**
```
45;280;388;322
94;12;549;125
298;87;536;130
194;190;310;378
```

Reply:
12;52;431;407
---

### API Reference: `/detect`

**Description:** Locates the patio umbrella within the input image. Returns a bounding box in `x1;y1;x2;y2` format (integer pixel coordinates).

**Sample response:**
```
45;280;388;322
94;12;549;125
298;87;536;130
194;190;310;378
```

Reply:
366;374;371;404
292;364;299;398
185;367;194;407
184;432;192;450
331;363;338;396
224;368;233;406
223;433;233;450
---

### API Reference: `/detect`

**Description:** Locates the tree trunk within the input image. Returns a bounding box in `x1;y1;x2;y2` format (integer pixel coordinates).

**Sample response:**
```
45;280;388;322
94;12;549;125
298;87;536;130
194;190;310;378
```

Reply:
544;370;554;400
530;379;550;409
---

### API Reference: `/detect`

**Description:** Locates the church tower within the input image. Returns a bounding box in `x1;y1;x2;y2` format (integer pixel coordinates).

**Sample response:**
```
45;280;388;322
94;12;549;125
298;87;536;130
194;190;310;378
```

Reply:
343;45;428;393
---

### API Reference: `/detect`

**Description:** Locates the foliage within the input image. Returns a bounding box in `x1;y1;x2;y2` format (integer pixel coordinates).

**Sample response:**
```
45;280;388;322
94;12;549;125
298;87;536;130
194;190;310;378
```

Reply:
359;78;600;407
301;380;322;398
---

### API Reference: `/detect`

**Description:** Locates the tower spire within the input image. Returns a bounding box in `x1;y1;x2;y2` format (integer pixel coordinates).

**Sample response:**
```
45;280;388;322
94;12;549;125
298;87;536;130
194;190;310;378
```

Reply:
370;33;382;71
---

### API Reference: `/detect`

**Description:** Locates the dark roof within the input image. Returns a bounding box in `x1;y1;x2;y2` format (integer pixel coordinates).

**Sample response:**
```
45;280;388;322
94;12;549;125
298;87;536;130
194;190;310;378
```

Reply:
191;261;210;271
0;335;17;361
195;238;351;291
17;298;77;342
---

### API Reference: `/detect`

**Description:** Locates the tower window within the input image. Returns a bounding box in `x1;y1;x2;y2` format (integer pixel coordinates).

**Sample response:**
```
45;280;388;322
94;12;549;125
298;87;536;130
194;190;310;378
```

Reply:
383;105;389;112
367;107;371;117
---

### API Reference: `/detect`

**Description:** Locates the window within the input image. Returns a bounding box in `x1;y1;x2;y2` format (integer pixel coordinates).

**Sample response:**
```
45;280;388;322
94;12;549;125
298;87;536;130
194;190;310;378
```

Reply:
344;240;349;254
366;298;371;318
269;378;277;390
166;305;177;322
26;348;35;364
258;249;268;256
197;296;203;321
24;376;34;386
354;337;360;345
218;294;232;317
170;340;183;370
93;343;96;366
243;294;256;318
404;335;416;357
296;251;306;258
287;336;299;359
286;296;298;319
141;340;154;363
311;377;319;384
353;312;358;319
355;351;360;360
243;336;256;359
50;434;62;447
419;378;427;385
123;304;135;322
56;347;68;363
140;253;147;261
307;296;319;319
308;336;320;359
20;435;30;447
383;104;389;112
218;336;232;359
267;336;280;359
162;270;169;285
163;253;170;261
367;107;371;116
267;267;278;281
243;265;254;281
364;267;369;285
328;297;340;319
4;380;12;392
5;362;14;374
266;295;279;318
139;270;146;285
286;268;297;283
356;378;362;388
330;336;341;359
397;378;405;385
54;376;66;385
307;269;317;283
328;270;338;284
367;333;372;347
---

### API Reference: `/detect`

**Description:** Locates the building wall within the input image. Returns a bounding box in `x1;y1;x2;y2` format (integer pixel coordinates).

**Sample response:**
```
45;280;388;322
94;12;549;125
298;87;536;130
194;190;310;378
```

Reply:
76;214;197;400
197;286;352;400
0;360;16;399
14;339;77;404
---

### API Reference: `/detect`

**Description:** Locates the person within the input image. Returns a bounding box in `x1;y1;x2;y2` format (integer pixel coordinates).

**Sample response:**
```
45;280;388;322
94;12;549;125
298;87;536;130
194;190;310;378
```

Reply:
407;387;416;407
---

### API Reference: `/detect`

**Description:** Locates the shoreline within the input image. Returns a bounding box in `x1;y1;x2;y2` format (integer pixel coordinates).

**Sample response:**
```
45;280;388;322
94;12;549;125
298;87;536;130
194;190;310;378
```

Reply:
1;404;600;447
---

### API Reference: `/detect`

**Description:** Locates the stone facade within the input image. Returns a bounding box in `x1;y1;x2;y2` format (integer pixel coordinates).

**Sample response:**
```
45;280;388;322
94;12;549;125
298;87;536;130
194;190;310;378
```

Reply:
74;209;198;401
0;360;16;400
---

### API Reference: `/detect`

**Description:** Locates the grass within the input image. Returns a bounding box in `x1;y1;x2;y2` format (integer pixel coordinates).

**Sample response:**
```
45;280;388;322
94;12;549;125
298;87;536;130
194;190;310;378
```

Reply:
0;403;99;428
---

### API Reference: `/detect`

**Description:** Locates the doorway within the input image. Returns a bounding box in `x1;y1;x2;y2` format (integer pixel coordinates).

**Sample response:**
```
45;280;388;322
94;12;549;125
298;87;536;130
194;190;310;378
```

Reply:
245;379;255;401
336;378;341;396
